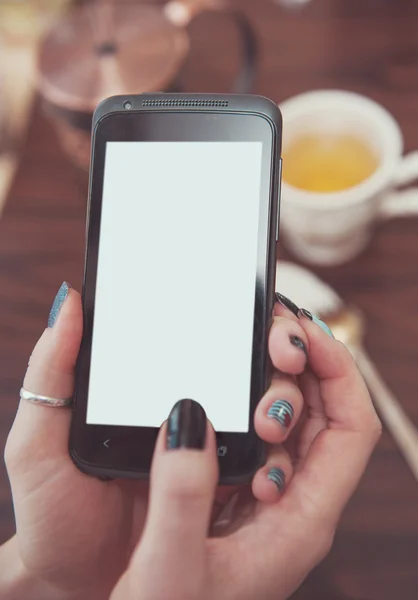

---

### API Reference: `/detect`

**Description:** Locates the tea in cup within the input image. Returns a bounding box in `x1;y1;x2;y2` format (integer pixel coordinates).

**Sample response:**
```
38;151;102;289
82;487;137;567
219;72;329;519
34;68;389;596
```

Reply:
279;90;418;265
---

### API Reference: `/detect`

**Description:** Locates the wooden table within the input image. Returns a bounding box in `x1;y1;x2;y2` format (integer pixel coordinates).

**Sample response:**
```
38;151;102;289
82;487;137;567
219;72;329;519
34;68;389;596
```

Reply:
1;1;418;598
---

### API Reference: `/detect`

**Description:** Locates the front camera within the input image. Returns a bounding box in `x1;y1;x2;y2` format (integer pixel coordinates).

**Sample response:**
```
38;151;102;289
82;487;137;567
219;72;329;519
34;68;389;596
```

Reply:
123;101;133;110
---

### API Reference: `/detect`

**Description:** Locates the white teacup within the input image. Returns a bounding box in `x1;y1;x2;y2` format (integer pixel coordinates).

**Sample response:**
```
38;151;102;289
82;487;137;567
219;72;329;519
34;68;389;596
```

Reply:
279;90;418;265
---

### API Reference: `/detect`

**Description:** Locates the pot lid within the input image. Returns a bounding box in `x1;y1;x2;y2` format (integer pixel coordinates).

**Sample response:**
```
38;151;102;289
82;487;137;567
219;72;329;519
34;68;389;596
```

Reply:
38;3;189;113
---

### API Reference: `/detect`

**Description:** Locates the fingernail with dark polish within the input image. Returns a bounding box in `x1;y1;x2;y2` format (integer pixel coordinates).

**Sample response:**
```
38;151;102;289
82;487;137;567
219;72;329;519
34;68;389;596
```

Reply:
267;467;286;493
290;335;308;359
298;308;334;338
298;308;313;320
48;282;71;328
275;292;300;317
167;399;207;450
267;400;294;429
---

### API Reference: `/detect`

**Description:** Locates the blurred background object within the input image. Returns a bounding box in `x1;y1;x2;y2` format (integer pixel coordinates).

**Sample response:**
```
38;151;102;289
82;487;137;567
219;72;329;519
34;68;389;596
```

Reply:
0;0;71;215
37;0;258;169
0;1;69;42
1;1;418;599
274;0;313;9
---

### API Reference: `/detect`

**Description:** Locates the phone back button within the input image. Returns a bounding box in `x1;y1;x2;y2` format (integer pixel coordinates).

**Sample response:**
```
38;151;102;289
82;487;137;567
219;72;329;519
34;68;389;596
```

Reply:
103;438;111;448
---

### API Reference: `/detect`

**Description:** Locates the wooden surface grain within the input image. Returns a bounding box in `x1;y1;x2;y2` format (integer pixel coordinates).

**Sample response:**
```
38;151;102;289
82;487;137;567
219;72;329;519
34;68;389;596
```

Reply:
1;1;418;598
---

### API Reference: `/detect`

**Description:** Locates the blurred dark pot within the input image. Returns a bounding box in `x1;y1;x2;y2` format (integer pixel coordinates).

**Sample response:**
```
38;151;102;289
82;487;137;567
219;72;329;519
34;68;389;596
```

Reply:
37;0;257;170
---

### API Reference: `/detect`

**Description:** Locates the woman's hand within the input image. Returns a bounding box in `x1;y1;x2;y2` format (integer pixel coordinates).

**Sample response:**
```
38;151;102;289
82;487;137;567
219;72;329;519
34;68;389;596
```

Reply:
2;284;149;600
1;284;381;600
0;283;297;600
109;294;381;600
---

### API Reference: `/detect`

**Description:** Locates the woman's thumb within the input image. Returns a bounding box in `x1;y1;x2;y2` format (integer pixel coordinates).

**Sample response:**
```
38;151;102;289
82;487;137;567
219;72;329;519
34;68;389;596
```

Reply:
114;399;218;600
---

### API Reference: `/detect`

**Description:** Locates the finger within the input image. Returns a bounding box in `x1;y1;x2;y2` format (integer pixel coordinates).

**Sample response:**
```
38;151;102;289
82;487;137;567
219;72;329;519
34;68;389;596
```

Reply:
274;292;299;322
5;283;82;479
288;314;381;523
296;368;327;463
269;316;309;375
126;400;217;598
211;485;241;524
275;293;335;339
274;303;298;321
252;445;293;503
299;314;377;431
254;374;304;444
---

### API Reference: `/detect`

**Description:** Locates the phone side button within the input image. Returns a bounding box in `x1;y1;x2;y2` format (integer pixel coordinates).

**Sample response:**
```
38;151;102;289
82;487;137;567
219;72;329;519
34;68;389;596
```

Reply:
276;158;283;242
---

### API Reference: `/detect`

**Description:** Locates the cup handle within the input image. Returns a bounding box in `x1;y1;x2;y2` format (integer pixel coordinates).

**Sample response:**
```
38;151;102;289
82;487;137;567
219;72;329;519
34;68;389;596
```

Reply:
379;151;418;219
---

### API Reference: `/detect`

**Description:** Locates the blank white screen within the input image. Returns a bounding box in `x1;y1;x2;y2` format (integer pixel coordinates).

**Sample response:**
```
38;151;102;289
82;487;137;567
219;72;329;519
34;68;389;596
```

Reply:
86;141;262;432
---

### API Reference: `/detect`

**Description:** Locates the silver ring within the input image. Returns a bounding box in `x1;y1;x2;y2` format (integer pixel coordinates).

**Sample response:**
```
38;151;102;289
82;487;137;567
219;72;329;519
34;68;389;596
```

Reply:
20;387;73;408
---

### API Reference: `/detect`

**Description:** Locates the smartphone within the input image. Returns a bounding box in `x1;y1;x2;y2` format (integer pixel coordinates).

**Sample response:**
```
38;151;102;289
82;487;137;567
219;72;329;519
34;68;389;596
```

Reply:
70;93;282;485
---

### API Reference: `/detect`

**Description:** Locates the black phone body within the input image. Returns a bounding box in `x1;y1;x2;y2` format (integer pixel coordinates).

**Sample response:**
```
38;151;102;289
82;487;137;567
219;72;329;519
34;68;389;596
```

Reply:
70;93;282;485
